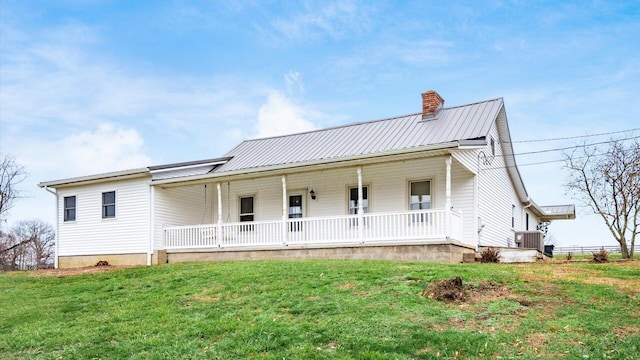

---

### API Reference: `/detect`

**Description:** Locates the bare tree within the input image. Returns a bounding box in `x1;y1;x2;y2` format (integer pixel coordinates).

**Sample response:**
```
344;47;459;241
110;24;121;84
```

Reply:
0;219;55;270
564;139;640;258
0;153;27;225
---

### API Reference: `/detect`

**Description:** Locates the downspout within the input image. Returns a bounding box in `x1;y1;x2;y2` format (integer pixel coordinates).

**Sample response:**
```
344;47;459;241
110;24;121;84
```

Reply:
523;198;533;233
43;187;59;269
147;184;155;266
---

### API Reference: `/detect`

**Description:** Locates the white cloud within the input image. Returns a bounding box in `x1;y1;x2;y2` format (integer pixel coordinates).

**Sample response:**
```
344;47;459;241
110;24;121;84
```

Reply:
255;91;316;138
60;123;151;175
0;21;264;160
262;0;374;43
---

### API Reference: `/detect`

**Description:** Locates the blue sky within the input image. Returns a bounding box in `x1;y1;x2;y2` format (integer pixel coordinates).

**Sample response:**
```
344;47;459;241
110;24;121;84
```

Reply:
1;0;638;247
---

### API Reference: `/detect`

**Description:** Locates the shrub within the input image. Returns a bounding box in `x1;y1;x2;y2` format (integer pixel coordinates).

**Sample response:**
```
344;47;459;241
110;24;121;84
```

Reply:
480;247;501;263
591;248;609;263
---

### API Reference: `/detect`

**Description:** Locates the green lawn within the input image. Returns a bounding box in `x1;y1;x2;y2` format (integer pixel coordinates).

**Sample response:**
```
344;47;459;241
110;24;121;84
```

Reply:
1;260;639;359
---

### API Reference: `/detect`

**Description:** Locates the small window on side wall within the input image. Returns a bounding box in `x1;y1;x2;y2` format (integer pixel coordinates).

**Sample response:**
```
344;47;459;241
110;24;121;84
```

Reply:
491;138;496;156
102;191;116;219
64;196;76;222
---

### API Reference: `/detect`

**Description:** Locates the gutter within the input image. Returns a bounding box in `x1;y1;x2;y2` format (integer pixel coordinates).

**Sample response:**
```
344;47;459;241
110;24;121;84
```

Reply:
42;186;59;269
38;168;149;189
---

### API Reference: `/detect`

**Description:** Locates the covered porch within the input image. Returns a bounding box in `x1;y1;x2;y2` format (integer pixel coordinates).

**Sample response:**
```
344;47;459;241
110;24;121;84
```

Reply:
152;154;476;254
164;208;463;250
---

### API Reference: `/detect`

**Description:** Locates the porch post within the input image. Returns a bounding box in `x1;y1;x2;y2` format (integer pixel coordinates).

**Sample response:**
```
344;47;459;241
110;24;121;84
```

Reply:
445;156;452;239
216;182;223;247
282;175;288;244
357;166;364;243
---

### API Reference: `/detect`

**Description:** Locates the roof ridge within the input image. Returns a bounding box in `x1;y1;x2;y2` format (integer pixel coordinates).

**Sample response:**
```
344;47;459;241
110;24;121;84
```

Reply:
233;97;504;145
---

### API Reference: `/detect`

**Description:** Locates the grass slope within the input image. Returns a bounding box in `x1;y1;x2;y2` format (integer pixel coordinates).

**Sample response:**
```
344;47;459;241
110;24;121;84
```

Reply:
1;260;639;359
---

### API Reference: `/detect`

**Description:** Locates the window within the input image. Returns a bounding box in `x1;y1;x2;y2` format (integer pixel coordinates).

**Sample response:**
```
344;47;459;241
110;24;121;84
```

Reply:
526;213;530;230
102;191;116;219
239;196;254;231
289;195;303;231
511;205;516;228
349;186;369;215
491;138;496;156
349;186;369;226
410;181;431;222
64;196;76;222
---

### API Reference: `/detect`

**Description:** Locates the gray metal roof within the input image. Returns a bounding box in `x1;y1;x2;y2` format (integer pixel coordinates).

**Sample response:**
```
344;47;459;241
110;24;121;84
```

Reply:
540;205;576;220
217;98;504;173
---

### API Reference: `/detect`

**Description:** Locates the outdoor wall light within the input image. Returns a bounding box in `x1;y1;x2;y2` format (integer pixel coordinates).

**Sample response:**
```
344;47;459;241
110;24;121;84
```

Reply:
310;189;316;200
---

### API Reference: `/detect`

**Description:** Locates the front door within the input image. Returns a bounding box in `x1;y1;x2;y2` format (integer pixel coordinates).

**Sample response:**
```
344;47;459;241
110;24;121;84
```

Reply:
289;195;303;231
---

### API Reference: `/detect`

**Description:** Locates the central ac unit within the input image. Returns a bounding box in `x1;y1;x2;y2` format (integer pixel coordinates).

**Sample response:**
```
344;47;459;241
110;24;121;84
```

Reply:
514;231;544;252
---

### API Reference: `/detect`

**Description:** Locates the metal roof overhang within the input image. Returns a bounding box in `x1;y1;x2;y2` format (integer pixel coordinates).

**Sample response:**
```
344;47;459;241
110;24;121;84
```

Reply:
38;168;150;189
151;141;462;188
148;157;233;173
526;200;576;221
540;213;576;221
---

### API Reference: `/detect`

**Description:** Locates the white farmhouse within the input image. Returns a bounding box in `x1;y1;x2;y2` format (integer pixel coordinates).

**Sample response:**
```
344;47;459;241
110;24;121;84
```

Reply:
39;90;574;268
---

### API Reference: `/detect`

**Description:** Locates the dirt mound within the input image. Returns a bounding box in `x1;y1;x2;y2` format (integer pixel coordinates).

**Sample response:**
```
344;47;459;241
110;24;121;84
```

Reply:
419;277;506;303
420;276;466;302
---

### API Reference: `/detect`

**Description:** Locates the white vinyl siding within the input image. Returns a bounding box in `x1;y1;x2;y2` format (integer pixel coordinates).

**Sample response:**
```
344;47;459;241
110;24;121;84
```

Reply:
450;161;476;245
153;184;211;248
477;109;528;247
57;177;150;256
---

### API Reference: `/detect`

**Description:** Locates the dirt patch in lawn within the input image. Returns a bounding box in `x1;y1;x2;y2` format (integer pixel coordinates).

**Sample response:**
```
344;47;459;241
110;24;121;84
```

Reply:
25;265;135;277
514;261;640;296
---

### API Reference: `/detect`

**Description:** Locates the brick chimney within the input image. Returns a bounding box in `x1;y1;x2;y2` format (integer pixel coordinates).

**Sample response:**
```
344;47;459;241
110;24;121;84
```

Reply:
421;90;444;119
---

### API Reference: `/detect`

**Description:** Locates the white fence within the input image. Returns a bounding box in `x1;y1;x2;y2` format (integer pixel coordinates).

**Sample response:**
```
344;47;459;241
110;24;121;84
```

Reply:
164;209;462;250
553;245;640;255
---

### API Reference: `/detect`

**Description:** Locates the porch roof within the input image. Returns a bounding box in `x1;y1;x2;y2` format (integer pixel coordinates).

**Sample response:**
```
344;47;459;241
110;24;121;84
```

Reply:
539;205;576;220
216;98;504;173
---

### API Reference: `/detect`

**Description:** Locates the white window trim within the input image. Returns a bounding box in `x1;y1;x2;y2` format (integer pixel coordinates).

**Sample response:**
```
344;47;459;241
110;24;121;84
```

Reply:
287;188;308;218
238;194;257;222
406;177;436;210
407;178;434;211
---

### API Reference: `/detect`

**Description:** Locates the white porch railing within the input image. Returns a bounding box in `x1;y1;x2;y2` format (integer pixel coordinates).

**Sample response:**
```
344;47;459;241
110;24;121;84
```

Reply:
163;209;462;250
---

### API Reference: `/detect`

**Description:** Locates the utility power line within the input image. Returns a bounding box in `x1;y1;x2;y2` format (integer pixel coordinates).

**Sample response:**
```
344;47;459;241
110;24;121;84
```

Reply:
506;127;640;144
482;153;609;171
513;136;640;156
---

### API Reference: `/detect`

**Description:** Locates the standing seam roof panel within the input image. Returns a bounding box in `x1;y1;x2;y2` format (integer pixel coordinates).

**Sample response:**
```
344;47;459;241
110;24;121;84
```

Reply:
218;98;504;173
